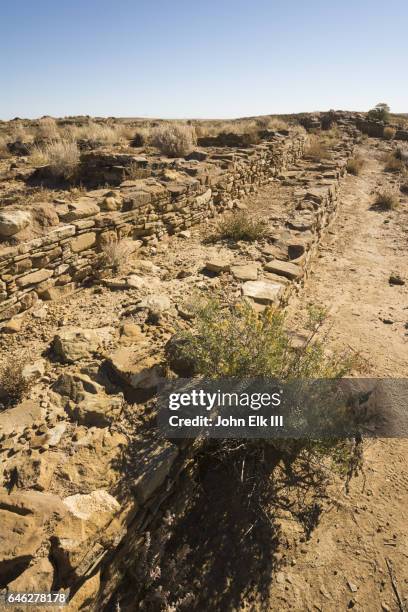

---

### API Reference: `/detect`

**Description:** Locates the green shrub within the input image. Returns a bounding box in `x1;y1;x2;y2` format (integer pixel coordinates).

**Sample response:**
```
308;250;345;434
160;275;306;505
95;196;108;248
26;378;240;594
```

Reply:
367;102;390;123
214;212;267;242
174;298;352;379
346;156;365;175
167;298;359;481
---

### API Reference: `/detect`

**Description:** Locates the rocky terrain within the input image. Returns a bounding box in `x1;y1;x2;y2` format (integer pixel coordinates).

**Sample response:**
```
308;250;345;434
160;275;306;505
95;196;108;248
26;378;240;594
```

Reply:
0;111;407;611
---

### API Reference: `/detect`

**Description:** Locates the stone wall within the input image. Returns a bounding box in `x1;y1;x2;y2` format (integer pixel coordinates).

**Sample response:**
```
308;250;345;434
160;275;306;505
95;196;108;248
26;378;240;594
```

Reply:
0;129;357;607
75;139;356;609
0;132;306;324
356;118;408;140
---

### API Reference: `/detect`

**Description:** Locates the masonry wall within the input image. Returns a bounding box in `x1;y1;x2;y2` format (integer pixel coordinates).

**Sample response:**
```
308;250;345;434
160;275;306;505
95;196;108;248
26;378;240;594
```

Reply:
74;139;356;609
0;133;306;323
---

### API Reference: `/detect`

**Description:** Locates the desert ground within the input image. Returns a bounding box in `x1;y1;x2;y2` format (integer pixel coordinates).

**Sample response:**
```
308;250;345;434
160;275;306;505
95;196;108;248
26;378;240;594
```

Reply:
0;111;407;611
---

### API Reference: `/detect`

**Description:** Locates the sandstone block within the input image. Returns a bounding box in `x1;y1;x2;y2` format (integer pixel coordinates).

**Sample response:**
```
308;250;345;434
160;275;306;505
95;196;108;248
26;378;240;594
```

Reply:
264;259;302;280
61;198;100;222
70;232;96;253
16;268;53;288
230;263;258;281
242;280;283;305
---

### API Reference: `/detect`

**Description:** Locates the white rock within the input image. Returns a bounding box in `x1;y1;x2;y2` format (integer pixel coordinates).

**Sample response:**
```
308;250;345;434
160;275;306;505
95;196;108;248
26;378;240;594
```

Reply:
0;210;31;237
63;489;120;521
242;280;283;304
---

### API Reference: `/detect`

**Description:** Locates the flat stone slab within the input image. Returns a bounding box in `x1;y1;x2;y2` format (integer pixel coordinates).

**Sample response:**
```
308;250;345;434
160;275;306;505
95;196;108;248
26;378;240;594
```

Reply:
242;280;283;305
230;263;258;281
264;259;301;280
205;258;230;273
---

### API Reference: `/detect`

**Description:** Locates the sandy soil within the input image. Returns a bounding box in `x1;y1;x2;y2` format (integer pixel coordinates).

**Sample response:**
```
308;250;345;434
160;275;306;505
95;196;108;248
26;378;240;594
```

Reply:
276;141;408;611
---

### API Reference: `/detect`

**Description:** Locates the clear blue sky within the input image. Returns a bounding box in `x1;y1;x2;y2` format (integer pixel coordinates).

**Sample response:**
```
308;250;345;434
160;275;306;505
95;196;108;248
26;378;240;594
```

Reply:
1;0;407;120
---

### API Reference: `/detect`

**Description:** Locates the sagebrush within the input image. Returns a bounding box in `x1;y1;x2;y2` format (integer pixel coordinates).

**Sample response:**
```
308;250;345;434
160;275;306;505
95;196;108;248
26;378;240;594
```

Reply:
167;296;360;482
0;356;34;409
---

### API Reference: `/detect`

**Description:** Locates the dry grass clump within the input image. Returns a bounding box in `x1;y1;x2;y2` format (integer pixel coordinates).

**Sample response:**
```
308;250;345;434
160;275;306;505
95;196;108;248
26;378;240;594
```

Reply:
151;123;197;157
31;140;80;179
9;124;33;143
374;188;399;210
269;117;290;131
0;135;10;159
304;135;330;161
37;117;60;140
214;212;267;242
130;126;151;147
65;121;122;145
0;356;34;409
383;126;396;140
346;156;365;175
100;238;133;271
384;152;406;173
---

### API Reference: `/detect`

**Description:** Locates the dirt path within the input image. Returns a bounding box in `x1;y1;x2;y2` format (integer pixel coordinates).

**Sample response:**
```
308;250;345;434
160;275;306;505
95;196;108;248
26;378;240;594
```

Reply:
274;141;408;611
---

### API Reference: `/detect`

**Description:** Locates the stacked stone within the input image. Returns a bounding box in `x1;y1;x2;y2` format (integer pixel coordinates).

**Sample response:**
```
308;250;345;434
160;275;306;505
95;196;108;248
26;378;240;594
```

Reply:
0;132;306;323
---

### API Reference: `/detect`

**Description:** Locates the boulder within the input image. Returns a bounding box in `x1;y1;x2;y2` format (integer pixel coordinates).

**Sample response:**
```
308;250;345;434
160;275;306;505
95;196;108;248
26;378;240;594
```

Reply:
107;346;162;389
7;450;63;491
0;400;42;436
7;557;54;592
0;489;66;587
52;328;102;363
242;280;283;305
100;192;122;211
0;511;44;587
66;571;100;611
70;232;96;253
1;316;23;333
22;358;45;380
0;210;31;237
68;391;123;427
53;372;123;427
52;490;120;581
31;202;59;228
40;282;76;301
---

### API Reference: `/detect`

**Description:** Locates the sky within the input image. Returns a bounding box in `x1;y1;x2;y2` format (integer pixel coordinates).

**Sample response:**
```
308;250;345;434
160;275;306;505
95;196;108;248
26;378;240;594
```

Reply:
1;0;407;120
